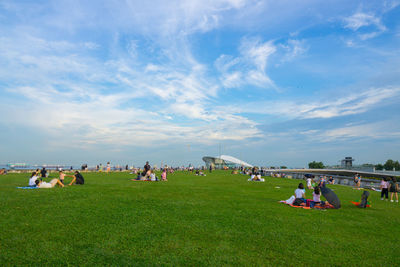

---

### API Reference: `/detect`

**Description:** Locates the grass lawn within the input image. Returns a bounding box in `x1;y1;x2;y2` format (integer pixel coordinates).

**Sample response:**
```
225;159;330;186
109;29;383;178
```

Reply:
0;170;399;266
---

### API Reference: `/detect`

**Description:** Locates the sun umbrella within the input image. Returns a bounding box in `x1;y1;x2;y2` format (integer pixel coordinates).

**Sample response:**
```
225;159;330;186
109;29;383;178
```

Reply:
321;187;341;209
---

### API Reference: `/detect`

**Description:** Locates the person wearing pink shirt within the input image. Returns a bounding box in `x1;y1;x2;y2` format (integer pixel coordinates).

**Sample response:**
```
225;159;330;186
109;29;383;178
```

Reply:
161;169;167;181
380;177;389;201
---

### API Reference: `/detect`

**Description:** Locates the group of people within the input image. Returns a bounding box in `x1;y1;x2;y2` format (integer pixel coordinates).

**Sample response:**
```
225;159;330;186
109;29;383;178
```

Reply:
247;167;265;182
292;182;327;208
306;175;334;190
380;177;399;202
131;162;168;181
28;169;84;188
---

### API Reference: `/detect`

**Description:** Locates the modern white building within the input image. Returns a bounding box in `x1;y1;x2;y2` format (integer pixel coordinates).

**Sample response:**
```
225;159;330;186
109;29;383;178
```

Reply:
202;155;253;169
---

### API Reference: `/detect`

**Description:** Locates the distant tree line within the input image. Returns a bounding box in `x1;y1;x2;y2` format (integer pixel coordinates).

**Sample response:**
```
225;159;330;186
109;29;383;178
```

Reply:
308;161;324;169
307;159;399;170
374;159;400;171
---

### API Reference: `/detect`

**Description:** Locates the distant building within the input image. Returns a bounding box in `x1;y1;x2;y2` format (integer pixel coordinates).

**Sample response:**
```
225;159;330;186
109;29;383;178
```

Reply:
202;155;253;169
341;157;354;169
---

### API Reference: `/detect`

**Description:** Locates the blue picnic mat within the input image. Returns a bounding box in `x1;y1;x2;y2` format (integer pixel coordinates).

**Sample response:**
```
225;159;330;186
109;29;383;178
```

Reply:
17;186;39;189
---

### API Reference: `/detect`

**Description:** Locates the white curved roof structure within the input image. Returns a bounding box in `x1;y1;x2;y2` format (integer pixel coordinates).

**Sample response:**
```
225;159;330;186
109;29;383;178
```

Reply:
220;155;253;168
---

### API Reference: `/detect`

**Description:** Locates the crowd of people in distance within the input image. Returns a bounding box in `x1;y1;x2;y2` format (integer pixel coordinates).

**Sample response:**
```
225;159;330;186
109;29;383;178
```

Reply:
28;168;84;188
380;176;399;202
131;161;168;181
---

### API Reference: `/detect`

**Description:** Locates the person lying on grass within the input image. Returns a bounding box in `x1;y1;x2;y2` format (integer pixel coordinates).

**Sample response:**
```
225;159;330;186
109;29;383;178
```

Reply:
35;178;64;188
67;171;85;186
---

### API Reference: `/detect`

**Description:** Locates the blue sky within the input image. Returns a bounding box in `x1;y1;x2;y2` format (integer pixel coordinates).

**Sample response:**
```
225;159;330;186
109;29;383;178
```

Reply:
0;0;400;168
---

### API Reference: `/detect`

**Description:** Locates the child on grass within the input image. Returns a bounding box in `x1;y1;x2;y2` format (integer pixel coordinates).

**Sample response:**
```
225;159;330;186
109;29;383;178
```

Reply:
161;169;167;181
59;170;66;185
310;186;321;208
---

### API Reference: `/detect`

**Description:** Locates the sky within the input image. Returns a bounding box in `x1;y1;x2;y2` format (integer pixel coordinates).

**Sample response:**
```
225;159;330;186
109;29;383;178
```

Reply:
0;0;400;168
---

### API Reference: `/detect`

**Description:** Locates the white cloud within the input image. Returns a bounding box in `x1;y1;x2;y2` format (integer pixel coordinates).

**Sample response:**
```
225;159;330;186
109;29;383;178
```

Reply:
0;28;263;147
344;12;386;31
318;122;400;142
216;37;277;89
232;87;400;119
279;39;308;63
343;12;387;41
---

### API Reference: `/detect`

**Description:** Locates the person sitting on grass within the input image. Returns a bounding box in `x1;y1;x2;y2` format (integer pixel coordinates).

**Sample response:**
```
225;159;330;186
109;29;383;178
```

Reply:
59;170;66;185
328;176;335;184
29;172;39;187
35;178;64;188
293;183;306;205
150;172;157;181
310;186;323;208
68;171;85;185
318;176;326;188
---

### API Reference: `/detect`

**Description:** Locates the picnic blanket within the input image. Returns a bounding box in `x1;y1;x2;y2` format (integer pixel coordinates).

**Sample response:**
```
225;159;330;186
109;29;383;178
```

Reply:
279;199;336;210
279;201;311;209
17;186;39;189
351;201;371;208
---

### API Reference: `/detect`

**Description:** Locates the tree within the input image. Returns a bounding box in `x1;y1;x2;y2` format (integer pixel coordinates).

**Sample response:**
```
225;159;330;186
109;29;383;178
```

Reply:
280;166;287;169
384;159;395;170
375;164;384;170
308;161;324;169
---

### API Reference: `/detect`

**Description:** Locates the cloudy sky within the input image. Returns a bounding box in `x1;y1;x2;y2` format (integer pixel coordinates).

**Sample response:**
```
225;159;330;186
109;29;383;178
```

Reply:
0;0;399;167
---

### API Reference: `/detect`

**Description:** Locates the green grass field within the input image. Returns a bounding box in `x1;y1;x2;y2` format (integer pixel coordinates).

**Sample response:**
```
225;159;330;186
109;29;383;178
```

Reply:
1;170;399;266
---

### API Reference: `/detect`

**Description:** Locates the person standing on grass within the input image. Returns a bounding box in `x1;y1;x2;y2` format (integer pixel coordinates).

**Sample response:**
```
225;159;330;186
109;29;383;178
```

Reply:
144;161;151;175
161;169;168;181
306;176;312;189
354;174;361;188
40;167;47;179
389;177;399;203
106;162;111;173
68;171;85;185
380;177;389;201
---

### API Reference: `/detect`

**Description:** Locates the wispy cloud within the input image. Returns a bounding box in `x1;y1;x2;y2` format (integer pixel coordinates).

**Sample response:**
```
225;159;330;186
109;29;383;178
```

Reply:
0;29;262;147
343;11;387;40
279;39;308;63
216;37;276;89
234;87;400;119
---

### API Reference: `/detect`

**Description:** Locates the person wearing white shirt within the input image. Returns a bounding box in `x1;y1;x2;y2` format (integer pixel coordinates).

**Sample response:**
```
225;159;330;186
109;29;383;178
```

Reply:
306;178;312;189
28;172;39;187
294;183;306;203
